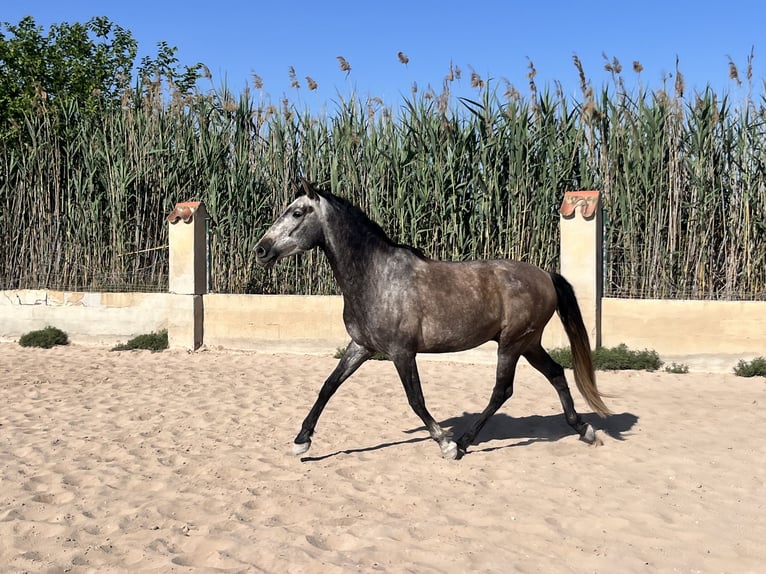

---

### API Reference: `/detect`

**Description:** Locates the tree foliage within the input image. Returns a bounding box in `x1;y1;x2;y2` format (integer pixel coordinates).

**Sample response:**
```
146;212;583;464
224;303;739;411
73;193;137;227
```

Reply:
0;16;136;123
0;15;206;131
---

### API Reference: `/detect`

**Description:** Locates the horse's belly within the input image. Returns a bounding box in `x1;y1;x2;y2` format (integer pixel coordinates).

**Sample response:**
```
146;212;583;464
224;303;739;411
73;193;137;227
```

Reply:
417;316;499;353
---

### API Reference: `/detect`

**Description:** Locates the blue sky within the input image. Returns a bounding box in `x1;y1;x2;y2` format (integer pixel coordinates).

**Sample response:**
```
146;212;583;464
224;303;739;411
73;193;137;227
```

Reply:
6;1;765;109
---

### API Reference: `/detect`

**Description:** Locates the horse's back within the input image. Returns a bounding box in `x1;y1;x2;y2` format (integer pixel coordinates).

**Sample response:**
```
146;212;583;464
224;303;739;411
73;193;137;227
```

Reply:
419;258;555;299
408;258;558;353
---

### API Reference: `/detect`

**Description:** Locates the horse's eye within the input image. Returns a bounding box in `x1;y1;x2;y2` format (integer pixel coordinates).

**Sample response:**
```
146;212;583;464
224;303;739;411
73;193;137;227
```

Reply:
292;209;303;218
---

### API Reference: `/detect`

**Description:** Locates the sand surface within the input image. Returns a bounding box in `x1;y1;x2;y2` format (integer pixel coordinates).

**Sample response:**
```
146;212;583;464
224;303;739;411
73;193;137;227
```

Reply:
1;342;764;573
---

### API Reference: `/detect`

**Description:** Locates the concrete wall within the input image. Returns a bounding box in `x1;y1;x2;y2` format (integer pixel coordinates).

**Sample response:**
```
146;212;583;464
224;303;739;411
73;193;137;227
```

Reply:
2;289;762;371
203;294;347;353
601;297;766;369
202;293;566;361
0;290;169;346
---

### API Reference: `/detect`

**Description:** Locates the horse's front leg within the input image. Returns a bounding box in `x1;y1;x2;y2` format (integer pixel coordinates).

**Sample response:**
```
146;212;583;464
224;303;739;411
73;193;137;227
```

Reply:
293;340;373;455
392;353;458;460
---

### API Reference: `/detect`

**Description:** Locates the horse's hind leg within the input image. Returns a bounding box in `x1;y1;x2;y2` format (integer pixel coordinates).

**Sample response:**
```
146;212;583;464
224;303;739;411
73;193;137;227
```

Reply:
293;340;374;455
392;353;458;460
523;343;596;443
455;345;520;455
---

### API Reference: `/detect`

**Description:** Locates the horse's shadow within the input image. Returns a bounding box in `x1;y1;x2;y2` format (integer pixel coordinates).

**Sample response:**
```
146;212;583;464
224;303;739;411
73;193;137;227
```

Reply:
300;411;638;462
433;410;639;454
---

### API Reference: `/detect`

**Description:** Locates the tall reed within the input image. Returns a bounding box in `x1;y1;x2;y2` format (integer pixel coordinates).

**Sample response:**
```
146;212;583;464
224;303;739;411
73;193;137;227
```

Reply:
1;61;764;300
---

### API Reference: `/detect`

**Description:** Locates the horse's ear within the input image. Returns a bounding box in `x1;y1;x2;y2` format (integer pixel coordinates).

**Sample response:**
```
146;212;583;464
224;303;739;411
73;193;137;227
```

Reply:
300;177;318;200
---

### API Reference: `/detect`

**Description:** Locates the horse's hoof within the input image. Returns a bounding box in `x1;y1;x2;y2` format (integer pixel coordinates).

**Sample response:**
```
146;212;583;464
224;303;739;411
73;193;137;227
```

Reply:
440;440;459;460
293;441;311;456
580;424;596;444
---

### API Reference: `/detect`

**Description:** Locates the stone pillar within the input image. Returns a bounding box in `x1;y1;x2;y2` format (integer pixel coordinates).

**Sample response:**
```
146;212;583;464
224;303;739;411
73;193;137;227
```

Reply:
559;191;602;349
166;201;208;350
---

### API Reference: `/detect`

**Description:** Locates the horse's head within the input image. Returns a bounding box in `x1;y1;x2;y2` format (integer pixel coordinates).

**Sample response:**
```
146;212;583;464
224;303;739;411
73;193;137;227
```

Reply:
254;179;324;267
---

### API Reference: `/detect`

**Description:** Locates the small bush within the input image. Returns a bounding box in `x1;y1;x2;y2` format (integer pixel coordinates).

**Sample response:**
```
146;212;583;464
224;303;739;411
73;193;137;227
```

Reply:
334;346;390;361
664;362;689;374
18;326;69;349
548;347;574;368
112;330;168;352
548;343;663;371
733;356;766;377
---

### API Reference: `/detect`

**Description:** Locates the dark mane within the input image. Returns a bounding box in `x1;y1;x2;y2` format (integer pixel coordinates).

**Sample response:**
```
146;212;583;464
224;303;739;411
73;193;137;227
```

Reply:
309;185;427;259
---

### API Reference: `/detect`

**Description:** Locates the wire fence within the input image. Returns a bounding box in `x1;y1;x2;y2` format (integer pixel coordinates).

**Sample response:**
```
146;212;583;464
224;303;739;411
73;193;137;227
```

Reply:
5;234;764;301
603;240;766;301
1;257;168;294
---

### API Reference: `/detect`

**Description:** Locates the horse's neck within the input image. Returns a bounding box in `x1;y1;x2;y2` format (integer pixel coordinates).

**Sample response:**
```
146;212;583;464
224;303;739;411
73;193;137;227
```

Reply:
320;207;392;296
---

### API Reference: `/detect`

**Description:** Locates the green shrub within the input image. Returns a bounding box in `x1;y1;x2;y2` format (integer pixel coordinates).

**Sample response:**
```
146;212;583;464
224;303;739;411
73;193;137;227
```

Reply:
548;343;662;371
334;346;390;361
112;330;168;352
733;356;766;377
548;347;574;368
18;326;70;349
664;362;689;374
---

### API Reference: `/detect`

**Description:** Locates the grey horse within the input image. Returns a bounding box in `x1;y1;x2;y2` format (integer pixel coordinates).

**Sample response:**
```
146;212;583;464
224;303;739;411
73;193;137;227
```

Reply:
255;179;610;459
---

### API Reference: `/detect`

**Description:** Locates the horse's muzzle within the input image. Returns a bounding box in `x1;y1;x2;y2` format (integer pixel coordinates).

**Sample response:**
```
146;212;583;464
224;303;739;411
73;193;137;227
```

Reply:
254;239;276;267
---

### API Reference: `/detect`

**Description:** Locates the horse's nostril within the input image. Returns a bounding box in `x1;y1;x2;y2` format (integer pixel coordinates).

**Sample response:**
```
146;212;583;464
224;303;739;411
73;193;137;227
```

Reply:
255;242;274;266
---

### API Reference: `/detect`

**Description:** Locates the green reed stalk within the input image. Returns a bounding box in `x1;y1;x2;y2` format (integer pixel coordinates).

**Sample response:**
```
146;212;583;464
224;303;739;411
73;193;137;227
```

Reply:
1;62;763;300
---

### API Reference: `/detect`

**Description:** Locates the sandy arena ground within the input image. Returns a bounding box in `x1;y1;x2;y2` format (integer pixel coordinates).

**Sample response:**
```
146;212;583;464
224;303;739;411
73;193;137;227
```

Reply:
0;342;764;573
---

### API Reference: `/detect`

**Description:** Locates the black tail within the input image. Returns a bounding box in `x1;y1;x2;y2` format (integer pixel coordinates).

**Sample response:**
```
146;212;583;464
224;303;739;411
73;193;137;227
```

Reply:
550;272;611;417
